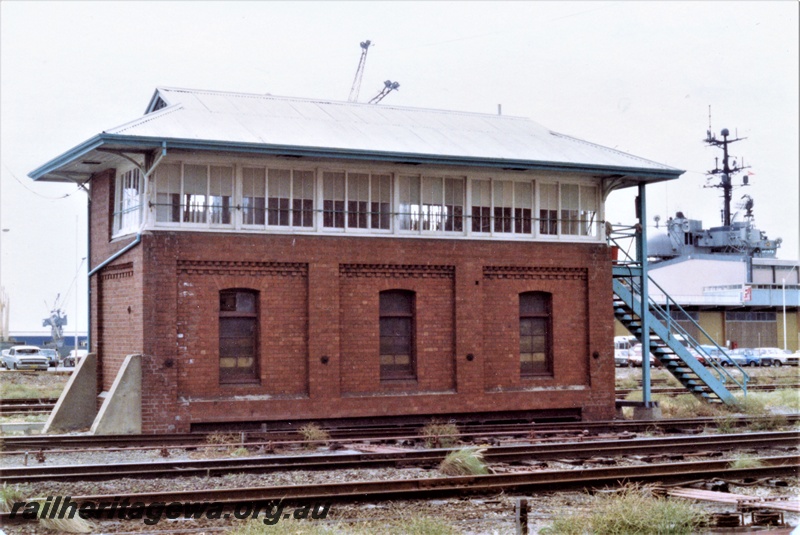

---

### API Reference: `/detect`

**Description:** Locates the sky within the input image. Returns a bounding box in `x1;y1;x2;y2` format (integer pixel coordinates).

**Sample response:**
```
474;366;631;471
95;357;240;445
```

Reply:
1;1;798;334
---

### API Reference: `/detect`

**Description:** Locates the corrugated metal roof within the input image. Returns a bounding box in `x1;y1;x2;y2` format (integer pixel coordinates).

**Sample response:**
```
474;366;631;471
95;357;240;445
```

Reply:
30;87;683;183
123;87;676;171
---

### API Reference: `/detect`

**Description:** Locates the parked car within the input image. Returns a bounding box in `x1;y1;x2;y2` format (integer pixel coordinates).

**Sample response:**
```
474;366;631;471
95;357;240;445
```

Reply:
724;348;763;367
63;349;88;367
754;347;789;366
1;345;49;371
614;349;631;367
788;351;800;367
39;348;59;367
697;345;729;366
628;344;661;367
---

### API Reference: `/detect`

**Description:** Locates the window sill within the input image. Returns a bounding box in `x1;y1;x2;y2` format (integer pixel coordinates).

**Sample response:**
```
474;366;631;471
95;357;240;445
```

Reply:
521;373;554;379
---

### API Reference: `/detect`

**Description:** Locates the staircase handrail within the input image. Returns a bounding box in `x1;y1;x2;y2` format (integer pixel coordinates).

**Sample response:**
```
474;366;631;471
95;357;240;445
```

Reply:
606;226;748;394
622;268;749;393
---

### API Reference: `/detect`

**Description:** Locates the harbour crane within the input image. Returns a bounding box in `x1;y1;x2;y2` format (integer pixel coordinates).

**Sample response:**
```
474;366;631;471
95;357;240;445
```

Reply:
348;40;372;103
368;80;400;104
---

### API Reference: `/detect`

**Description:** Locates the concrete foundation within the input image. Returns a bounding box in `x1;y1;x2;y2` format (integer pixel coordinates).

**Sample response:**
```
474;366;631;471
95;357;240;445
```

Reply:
42;353;98;433
633;403;662;420
91;354;142;435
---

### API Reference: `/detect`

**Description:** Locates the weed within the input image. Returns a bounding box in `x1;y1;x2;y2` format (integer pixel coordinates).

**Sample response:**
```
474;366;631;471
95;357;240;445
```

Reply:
540;484;707;534
299;423;330;447
439;446;489;476
0;483;26;513
713;413;739;434
387;516;461;534
729;454;764;469
420;420;459;448
228;518;334;534
206;432;240;445
230;447;252;457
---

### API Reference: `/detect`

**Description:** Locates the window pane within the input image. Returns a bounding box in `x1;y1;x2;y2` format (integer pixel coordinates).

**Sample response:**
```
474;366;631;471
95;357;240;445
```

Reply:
242;168;266;225
115;168;143;234
520;292;549;315
520;293;551;375
514;182;532;234
580;185;598;236
539;183;558;235
293;170;315;227
183;164;208;223
471;180;491;232
156;164;182;223
348;173;370;228
422;177;443;231
399;176;420;231
380;290;415;379
268;169;291;226
219;291;258;383
371;174;392;229
444;178;464;232
209;166;233;225
561;184;579;235
323;171;346;228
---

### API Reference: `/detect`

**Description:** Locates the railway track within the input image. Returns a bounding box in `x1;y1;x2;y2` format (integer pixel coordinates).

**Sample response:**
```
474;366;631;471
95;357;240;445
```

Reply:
3;414;798;453
3;455;797;526
616;383;800;397
3;431;798;484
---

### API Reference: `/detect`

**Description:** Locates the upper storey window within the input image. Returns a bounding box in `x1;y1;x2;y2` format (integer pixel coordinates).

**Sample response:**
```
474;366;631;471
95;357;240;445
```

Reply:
399;176;464;232
541;183;599;237
154;163;234;226
113;167;144;236
149;159;602;241
323;171;391;230
241;167;314;228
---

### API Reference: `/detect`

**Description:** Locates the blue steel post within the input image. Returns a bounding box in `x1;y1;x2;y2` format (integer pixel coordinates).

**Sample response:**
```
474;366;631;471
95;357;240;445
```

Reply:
637;184;651;405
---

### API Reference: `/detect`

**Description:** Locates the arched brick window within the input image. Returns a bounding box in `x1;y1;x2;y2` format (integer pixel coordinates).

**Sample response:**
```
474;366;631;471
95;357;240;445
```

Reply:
379;290;416;380
519;292;552;375
219;289;259;384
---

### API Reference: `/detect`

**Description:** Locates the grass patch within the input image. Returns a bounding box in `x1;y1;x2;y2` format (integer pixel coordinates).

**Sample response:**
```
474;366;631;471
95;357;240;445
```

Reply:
298;423;330;448
0;380;66;400
420;420;460;448
229;519;335;535
439;446;489;476
0;483;27;513
540;485;707;534
0;413;49;425
729;454;764;469
228;516;459;535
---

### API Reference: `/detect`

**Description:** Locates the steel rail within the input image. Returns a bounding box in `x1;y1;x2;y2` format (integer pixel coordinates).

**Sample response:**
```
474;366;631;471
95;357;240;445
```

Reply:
3;415;798;453
3;431;798;484
616;383;800;397
1;455;796;528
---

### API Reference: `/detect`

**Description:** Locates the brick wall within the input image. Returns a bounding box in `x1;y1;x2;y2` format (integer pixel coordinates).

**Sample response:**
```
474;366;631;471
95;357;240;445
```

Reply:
111;232;615;432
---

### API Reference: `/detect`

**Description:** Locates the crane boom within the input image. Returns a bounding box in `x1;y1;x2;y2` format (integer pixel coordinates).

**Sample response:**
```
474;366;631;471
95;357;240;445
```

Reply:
368;80;400;104
348;40;372;103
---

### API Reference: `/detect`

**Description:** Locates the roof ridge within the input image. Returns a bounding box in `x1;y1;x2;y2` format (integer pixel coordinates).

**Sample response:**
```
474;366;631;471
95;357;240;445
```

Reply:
154;86;537;122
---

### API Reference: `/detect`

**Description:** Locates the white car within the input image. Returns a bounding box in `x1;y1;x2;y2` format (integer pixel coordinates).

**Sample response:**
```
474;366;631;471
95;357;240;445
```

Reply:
63;349;88;367
754;347;792;366
1;345;49;371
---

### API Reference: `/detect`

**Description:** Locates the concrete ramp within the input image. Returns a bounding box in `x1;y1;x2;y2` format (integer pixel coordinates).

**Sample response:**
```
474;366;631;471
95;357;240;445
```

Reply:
91;354;142;435
43;353;98;433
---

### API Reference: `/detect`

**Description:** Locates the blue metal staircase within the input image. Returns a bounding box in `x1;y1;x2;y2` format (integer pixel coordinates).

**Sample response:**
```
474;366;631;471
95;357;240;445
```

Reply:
609;227;748;405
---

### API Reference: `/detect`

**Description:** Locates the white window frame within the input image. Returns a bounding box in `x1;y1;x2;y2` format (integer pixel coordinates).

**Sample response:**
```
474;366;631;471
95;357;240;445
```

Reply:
146;156;604;243
112;165;144;237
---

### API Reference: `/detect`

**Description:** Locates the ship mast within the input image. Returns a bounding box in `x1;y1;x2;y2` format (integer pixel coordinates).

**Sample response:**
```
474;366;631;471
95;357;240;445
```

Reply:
705;123;749;227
